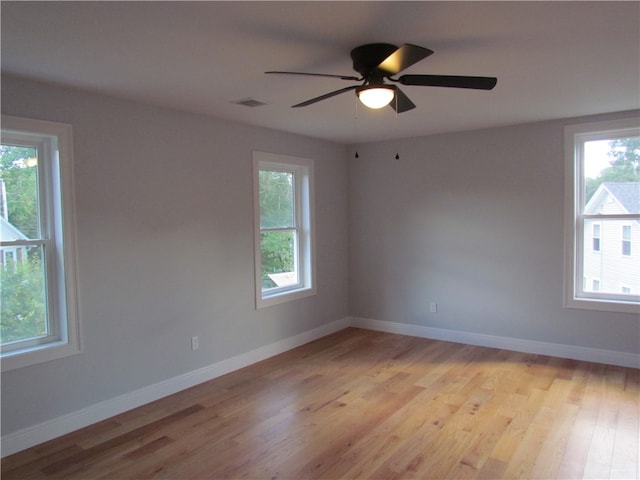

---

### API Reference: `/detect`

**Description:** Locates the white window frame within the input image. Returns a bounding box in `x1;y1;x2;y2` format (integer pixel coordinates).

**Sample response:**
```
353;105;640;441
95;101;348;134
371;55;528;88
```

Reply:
564;117;640;314
1;115;81;371
253;151;315;308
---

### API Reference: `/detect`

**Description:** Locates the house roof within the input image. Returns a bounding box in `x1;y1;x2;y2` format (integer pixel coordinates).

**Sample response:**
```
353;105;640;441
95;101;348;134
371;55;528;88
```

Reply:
602;182;640;214
0;217;28;241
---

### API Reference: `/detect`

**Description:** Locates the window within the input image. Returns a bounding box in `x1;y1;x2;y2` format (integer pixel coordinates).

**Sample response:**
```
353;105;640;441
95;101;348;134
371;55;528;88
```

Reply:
1;115;80;370
564;117;640;313
622;225;631;256
592;223;601;252
253;151;315;308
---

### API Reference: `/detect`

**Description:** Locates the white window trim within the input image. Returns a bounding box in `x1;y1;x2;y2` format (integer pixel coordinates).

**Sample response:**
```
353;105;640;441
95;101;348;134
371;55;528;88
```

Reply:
1;115;81;371
253;151;316;309
563;117;640;314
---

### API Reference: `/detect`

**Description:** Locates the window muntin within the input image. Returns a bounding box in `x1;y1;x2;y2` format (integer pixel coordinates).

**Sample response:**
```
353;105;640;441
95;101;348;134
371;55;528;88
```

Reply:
564;118;640;313
1;115;80;370
253;152;315;308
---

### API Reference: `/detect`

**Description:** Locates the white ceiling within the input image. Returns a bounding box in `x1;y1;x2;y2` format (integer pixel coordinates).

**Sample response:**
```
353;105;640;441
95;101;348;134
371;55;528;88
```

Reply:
2;1;639;144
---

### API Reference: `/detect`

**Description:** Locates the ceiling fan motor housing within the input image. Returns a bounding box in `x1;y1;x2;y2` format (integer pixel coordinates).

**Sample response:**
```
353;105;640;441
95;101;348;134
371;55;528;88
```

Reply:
350;43;398;78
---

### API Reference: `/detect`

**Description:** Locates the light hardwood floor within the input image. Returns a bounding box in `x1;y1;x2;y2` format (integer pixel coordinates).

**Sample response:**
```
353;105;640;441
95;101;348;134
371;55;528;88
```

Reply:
2;327;639;479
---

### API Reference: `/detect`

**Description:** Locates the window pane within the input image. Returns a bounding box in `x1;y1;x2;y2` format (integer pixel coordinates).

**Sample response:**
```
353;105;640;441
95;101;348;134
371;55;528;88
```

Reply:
592;224;601;251
582;218;640;295
259;170;294;228
583;137;640;210
260;230;297;290
0;145;40;239
1;245;48;345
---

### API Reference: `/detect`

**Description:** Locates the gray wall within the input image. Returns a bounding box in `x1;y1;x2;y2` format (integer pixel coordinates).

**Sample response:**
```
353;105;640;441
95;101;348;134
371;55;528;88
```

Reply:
2;74;638;439
1;75;349;435
348;112;639;353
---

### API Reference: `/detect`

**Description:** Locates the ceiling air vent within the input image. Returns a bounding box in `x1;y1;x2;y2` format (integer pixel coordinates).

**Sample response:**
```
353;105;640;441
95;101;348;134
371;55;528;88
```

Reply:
233;98;267;108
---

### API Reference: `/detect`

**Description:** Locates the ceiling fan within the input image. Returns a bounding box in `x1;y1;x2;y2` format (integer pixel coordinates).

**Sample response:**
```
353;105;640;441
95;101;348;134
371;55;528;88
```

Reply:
266;43;497;113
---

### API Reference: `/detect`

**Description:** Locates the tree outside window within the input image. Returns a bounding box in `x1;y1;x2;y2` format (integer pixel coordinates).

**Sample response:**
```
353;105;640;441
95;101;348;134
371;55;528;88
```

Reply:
0;145;47;345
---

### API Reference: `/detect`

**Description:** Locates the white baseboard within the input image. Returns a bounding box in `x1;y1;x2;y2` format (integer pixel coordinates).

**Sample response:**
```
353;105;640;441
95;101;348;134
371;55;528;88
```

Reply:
1;317;351;457
350;317;640;369
3;315;638;457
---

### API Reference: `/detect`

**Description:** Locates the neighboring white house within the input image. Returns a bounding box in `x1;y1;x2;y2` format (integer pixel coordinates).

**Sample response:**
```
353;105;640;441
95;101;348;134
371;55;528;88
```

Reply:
583;182;640;295
0;216;28;266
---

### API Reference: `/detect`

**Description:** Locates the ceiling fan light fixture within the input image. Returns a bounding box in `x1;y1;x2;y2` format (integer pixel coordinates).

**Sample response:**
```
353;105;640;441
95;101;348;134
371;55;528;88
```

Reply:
357;86;395;109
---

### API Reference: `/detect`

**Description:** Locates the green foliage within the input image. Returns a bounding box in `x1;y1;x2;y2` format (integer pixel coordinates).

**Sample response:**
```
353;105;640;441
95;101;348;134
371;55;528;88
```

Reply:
586;137;640;201
0;248;47;344
259;170;294;228
606;137;640;179
259;169;296;288
1;144;46;345
1;144;39;238
260;231;294;288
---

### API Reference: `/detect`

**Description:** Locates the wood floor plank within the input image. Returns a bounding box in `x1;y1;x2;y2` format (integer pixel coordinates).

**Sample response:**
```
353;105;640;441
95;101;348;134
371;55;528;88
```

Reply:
502;422;553;479
610;398;639;479
335;389;460;479
2;327;638;480
529;401;580;479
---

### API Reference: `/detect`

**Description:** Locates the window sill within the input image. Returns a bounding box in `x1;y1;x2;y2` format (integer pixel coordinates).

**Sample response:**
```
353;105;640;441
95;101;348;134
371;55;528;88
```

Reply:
1;340;81;372
564;297;640;315
256;286;316;309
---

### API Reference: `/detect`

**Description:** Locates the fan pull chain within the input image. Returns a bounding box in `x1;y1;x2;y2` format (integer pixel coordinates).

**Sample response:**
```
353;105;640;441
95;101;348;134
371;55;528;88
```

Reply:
395;92;400;160
354;96;360;159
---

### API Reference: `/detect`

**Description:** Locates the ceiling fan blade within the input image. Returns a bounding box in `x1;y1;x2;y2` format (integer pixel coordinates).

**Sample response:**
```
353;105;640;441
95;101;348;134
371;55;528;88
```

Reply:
398;74;497;90
265;71;361;81
389;87;416;113
292;85;359;108
377;44;434;75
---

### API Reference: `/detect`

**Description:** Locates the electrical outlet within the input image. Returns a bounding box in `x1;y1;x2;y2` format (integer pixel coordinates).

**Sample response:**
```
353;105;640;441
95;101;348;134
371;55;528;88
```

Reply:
430;302;437;313
191;336;199;351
